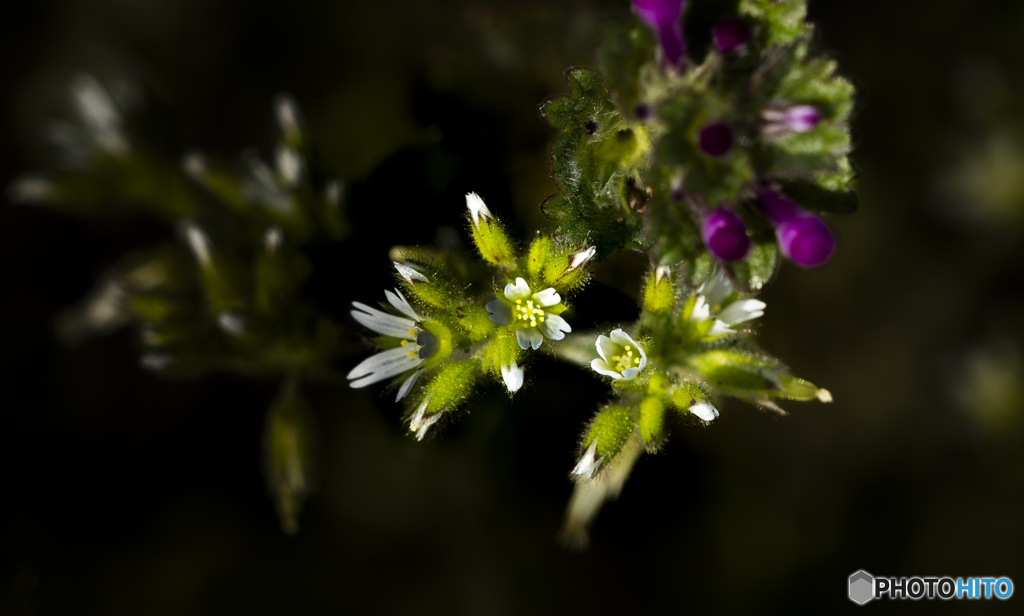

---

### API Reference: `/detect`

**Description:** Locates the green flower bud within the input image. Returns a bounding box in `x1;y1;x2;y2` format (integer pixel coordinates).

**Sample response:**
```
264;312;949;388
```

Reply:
466;192;515;269
638;396;666;447
642;265;675;316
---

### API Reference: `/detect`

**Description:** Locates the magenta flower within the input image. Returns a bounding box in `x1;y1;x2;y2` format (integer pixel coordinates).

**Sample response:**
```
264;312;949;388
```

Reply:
762;105;822;137
633;0;686;66
757;190;835;267
702;207;751;262
713;17;751;54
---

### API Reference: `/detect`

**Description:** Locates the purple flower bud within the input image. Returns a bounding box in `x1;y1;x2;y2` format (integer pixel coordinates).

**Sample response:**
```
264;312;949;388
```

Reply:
757;189;801;224
776;215;835;267
702;207;751;262
633;0;687;66
699;122;733;157
762;105;821;137
713;17;751;54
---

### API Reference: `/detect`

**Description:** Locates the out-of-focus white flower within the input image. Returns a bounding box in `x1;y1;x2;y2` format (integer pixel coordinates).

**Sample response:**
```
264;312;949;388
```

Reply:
590;329;647;381
486;277;571;350
691;269;766;338
347;289;435;401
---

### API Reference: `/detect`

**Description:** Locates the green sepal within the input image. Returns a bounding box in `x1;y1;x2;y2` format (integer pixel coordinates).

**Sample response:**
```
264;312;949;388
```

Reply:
584;404;635;460
638;396;666;448
480;329;522;377
469;215;516;269
642;266;676;317
453;304;495;343
423;361;477;415
670;381;713;410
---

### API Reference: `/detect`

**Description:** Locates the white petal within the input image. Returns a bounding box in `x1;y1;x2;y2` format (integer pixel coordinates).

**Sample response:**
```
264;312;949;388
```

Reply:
702;268;734;306
539;313;571;340
595;334;616;362
416;413;440;441
567;246;596;271
608;328;636;348
817;389;833;403
717;299;766;325
504;278;532;300
571;441;601;478
394;261;428;283
691;295;710;322
690;402;719;422
636;353;647;372
532;287;561;307
351;302;418;339
408;395;431;430
591;359;623;379
620;367;640;380
500;363;524;393
465;192;492;225
347;346;422;387
485;299;512;325
385;289;420;320
708;320;735;337
516;327;544;350
395;369;423;402
655;264;672;284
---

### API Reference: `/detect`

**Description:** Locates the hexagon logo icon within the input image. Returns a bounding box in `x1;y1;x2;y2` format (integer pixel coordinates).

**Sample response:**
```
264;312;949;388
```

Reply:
849;570;874;605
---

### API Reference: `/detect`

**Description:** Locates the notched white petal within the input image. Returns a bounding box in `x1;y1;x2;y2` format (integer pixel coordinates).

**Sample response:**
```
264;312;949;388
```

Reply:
532;288;561;307
516;327;544;350
385;289;421;320
485;299;512;325
351;302;418;339
540;313;571;340
504;277;532;300
595;334;615;362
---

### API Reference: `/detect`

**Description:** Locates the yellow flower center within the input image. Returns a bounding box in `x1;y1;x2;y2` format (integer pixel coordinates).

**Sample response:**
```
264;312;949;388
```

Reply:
514;298;546;329
611;345;641;372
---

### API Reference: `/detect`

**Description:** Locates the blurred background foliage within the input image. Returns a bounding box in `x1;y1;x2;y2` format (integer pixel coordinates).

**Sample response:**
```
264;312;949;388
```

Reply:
2;0;1024;613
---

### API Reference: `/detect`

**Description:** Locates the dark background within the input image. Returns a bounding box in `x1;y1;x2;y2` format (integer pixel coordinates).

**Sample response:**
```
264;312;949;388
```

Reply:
3;0;1024;613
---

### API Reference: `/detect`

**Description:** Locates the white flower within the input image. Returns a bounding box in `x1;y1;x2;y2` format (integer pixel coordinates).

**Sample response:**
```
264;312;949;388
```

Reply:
347;289;436;401
570;440;603;479
500;362;524;394
465;192;493;226
485;277;571;350
691;269;766;338
690;401;720;422
590;329;647;381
